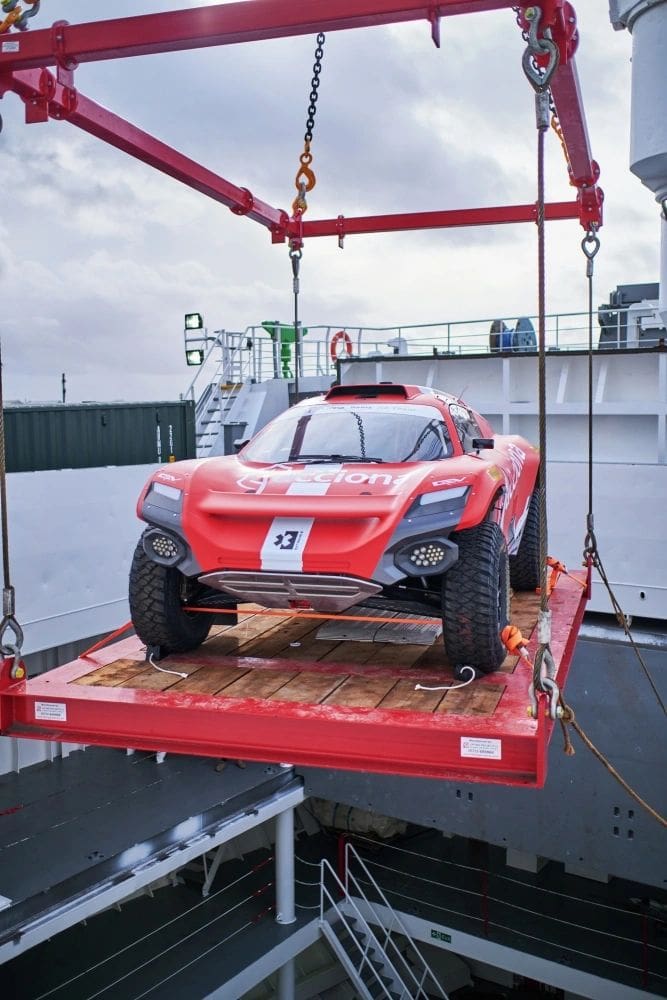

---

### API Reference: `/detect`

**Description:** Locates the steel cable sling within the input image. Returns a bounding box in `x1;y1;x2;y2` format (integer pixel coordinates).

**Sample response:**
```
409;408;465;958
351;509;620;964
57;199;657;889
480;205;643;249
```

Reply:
518;6;666;827
519;6;560;720
579;235;666;718
559;209;667;828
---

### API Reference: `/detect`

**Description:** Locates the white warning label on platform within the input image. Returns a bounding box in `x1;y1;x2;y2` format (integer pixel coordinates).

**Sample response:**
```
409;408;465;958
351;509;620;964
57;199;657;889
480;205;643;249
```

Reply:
1;41;20;53
35;701;67;723
460;737;501;760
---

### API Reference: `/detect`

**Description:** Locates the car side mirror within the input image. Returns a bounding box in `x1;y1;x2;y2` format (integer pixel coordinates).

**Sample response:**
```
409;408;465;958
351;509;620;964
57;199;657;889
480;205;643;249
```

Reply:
471;437;495;451
233;438;250;452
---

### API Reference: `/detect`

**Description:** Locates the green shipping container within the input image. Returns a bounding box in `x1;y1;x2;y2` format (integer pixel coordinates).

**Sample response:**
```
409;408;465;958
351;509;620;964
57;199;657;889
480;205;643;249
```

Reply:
3;401;196;473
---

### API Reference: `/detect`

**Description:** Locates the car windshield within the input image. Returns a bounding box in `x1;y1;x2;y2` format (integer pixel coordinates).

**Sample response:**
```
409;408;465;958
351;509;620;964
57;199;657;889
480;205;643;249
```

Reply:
243;404;453;464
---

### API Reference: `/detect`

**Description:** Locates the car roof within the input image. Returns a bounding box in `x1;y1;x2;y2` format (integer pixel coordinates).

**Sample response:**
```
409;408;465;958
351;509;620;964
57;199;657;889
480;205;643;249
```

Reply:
299;384;463;407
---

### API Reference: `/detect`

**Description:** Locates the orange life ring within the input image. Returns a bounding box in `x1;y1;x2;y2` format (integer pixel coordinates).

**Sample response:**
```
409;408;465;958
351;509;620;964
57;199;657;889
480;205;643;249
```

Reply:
330;330;353;363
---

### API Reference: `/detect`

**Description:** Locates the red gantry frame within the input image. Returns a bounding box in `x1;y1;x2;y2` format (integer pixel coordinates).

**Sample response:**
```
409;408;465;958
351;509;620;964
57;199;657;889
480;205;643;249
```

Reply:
0;0;604;242
0;2;597;784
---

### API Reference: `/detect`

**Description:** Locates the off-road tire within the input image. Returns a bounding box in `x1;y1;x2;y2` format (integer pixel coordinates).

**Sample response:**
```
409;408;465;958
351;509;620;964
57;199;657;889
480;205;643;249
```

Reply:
129;535;212;654
510;488;541;591
442;521;510;673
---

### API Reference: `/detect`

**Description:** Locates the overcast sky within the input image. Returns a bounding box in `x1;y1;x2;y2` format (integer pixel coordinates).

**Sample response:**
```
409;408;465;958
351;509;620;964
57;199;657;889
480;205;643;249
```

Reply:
0;1;660;402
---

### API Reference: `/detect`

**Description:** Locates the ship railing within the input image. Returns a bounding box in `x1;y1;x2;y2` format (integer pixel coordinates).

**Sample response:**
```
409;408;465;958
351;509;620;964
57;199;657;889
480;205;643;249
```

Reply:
201;307;658;390
184;305;662;404
184;305;661;448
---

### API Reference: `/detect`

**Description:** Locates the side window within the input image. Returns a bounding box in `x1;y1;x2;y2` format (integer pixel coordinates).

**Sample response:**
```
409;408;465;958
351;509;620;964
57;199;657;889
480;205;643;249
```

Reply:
449;404;482;452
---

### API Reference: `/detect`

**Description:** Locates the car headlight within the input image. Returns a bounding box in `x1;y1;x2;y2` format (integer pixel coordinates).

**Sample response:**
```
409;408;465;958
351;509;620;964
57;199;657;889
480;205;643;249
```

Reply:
419;485;468;505
406;485;470;519
151;482;183;505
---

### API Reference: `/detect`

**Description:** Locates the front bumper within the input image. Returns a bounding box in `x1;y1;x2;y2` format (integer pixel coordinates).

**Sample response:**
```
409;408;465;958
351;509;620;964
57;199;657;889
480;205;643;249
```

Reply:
199;570;382;613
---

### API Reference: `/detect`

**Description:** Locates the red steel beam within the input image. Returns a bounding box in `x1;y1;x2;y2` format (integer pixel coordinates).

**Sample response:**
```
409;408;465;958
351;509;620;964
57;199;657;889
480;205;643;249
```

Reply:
550;58;603;231
1;670;543;785
551;61;595;186
300;201;580;238
1;70;584;240
0;1;516;72
5;69;288;234
69;95;289;234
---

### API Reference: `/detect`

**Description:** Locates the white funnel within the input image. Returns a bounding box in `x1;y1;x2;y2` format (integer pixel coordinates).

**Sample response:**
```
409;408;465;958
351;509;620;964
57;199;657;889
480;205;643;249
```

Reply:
610;0;667;326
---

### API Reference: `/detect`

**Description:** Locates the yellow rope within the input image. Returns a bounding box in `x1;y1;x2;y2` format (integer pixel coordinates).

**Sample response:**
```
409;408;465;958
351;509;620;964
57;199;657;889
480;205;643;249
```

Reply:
559;701;667;828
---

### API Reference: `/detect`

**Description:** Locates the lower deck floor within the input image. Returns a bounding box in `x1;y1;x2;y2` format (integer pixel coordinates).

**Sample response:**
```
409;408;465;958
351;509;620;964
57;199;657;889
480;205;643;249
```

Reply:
0;751;664;999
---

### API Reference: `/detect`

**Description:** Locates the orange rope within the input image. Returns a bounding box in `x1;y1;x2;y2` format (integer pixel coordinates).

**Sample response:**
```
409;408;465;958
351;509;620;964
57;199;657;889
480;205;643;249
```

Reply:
80;621;134;660
537;556;588;597
500;624;528;656
184;606;442;627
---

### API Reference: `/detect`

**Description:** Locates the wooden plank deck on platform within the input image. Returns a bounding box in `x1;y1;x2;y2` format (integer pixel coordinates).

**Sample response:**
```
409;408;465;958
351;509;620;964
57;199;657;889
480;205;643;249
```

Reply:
70;590;541;718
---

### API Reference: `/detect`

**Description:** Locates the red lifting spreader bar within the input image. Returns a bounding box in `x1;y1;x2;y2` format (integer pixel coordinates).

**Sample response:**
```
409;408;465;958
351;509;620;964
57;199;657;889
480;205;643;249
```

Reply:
0;0;603;241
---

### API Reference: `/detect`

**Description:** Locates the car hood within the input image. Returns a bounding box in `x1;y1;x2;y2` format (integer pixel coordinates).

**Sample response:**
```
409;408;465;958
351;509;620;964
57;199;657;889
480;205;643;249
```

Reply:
144;454;483;578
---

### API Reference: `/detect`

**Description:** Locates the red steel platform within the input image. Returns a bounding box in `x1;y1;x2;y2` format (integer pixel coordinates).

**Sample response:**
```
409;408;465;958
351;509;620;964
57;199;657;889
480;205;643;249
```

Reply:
0;574;587;787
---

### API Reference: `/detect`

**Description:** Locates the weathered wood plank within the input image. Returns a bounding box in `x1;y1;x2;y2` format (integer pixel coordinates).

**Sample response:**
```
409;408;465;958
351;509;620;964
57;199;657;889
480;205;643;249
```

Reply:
438;683;505;716
170;665;250;695
318;642;382;666
276;632;342;662
378;678;445;712
72;658;147;687
324;675;399;709
239;617;320;659
222;668;298;700
360;643;430;668
203;611;292;655
121;661;202;691
269;671;347;704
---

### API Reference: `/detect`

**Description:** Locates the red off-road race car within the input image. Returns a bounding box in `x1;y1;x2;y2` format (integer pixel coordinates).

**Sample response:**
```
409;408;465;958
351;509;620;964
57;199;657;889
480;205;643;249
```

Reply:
129;384;541;674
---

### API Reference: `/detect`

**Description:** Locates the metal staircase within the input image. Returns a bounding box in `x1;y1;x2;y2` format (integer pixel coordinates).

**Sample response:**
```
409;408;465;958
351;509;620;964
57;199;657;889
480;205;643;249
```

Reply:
185;330;255;456
319;843;448;999
194;379;247;456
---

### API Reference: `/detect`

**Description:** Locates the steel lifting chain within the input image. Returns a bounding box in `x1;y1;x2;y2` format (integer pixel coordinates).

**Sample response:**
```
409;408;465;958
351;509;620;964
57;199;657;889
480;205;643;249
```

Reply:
513;5;559;94
288;32;326;400
0;0;41;33
292;32;326;217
